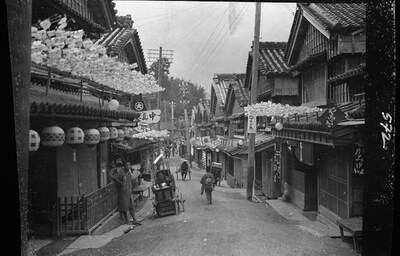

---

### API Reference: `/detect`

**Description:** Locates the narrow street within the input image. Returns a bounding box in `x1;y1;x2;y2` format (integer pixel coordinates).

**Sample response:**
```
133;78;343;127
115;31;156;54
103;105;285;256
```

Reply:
62;155;357;256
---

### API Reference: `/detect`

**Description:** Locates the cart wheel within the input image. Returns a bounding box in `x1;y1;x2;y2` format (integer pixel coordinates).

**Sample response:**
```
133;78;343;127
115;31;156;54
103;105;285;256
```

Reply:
180;191;185;212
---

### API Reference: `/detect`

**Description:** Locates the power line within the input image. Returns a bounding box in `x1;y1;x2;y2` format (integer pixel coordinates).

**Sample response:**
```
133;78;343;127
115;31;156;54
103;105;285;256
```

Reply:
183;3;232;78
171;2;222;49
130;3;207;21
191;3;249;80
190;2;248;80
135;3;208;28
192;2;239;73
195;3;249;78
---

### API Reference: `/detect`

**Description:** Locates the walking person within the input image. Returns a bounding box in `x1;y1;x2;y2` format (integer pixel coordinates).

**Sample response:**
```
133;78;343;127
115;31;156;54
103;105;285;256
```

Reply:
110;161;142;226
200;165;215;204
180;160;189;181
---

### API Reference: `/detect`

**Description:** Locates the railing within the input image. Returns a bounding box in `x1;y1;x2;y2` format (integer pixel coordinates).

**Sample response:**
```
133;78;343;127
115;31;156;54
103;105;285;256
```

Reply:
57;196;87;235
85;182;118;233
56;182;118;235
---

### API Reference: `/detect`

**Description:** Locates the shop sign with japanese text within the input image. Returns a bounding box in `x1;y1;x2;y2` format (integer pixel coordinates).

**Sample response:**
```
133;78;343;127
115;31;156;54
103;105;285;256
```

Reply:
354;138;365;175
317;105;346;129
138;109;161;124
247;113;257;133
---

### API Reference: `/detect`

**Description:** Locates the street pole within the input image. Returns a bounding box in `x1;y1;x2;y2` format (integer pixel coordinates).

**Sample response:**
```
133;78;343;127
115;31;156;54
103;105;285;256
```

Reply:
157;47;162;155
247;2;261;201
170;101;175;156
184;107;192;167
157;46;162;132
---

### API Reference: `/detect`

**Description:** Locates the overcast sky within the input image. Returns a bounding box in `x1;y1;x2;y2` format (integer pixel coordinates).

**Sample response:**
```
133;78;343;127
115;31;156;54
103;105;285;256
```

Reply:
114;1;297;95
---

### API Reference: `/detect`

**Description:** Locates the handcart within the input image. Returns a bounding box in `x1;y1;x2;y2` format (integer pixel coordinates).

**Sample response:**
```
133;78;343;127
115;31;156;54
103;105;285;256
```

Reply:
151;156;185;217
210;162;223;186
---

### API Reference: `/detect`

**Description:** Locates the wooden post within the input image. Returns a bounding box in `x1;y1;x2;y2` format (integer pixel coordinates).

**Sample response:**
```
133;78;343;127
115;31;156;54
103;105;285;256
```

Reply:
45;68;51;96
247;2;261;201
80;80;83;102
157;46;162;132
101;86;104;107
170;101;175;156
184;108;192;167
7;1;32;254
157;47;162;154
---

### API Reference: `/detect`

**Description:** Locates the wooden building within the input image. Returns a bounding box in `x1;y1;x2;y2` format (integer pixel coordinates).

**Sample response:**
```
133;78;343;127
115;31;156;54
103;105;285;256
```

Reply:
243;41;301;199
28;1;154;237
272;3;366;224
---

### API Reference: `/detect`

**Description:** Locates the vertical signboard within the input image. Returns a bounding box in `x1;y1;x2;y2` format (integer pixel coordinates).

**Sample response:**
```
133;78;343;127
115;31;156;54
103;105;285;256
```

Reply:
247;113;257;133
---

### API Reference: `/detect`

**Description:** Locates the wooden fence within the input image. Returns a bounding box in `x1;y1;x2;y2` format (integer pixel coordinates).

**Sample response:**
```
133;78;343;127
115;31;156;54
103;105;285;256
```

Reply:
56;181;118;235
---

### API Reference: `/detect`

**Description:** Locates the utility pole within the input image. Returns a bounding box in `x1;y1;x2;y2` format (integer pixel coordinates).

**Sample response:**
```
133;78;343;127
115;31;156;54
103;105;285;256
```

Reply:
179;82;192;167
170;101;176;156
247;2;261;201
157;46;162;132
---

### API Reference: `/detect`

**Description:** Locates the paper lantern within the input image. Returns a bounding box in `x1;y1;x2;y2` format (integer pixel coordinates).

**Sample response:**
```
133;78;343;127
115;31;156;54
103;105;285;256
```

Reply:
65;127;84;146
123;127;131;138
84;129;100;146
108;127;118;140
29;130;40;151
116;129;124;141
127;127;134;136
107;99;119;110
98;127;110;142
275;122;283;131
41;126;65;147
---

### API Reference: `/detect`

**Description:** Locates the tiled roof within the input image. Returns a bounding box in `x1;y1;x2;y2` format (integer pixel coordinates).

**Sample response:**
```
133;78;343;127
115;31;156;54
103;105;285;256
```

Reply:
30;83;140;121
327;63;366;85
245;42;291;88
258;42;291;75
300;3;366;31
230;79;250;107
212;73;242;108
233;133;275;155
95;27;147;73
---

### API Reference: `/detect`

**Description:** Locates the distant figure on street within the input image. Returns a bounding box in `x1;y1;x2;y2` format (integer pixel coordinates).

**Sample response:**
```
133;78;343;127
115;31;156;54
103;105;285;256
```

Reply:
200;165;215;204
165;146;171;158
180;160;189;180
110;161;142;226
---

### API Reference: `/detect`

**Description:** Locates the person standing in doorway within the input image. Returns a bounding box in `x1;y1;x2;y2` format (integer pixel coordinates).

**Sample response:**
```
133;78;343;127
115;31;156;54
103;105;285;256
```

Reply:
200;165;215;204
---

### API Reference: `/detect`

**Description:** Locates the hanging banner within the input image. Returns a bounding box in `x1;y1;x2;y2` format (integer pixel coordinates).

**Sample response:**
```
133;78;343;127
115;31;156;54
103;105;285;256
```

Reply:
247;113;257;133
138;109;161;124
354;138;365;175
317;105;346;129
273;150;281;182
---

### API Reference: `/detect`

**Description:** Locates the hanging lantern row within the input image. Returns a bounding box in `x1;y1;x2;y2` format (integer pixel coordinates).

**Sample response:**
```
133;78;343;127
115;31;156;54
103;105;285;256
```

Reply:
29;125;134;151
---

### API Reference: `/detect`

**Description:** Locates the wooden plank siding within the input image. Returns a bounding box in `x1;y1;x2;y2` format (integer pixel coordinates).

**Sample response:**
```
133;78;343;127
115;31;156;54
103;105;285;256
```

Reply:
63;0;93;23
301;63;328;107
272;76;299;97
297;24;329;64
328;55;365;104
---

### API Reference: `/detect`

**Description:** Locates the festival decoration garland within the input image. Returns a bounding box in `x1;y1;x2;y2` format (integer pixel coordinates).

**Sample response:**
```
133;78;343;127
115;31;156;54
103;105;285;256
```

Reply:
130;130;170;139
244;101;322;117
31;16;164;95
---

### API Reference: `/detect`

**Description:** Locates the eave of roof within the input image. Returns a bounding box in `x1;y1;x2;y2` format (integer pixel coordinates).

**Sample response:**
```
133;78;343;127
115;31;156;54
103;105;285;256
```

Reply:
30;84;140;121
